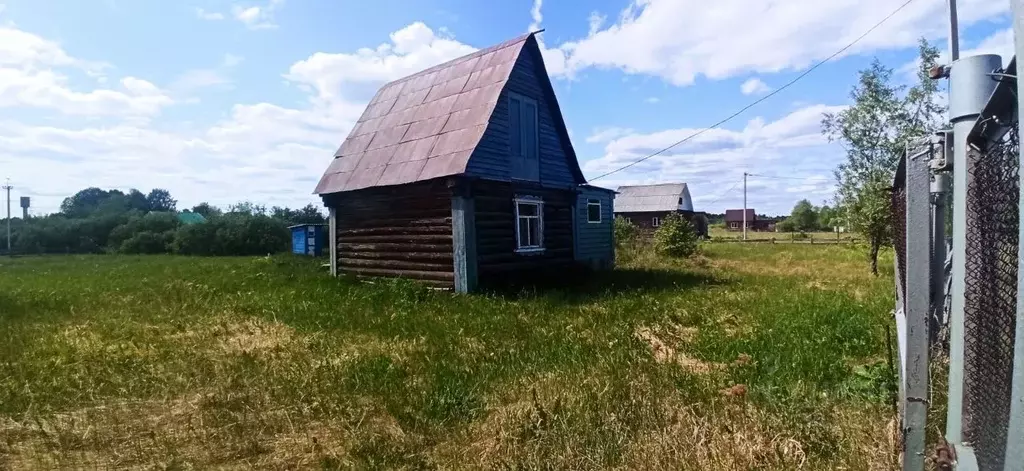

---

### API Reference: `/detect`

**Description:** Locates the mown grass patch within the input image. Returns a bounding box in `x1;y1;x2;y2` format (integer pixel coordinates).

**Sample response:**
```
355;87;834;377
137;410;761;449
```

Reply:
0;245;896;469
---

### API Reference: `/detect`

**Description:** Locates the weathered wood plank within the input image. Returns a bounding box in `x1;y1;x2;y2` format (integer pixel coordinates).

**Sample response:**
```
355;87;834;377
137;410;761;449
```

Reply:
340;266;455;281
338;242;453;253
339;258;453;271
339;234;454;243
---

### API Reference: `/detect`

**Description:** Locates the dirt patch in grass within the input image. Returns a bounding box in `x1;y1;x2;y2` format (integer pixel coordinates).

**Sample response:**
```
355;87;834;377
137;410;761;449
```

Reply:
216;318;300;354
635;326;724;374
0;392;360;469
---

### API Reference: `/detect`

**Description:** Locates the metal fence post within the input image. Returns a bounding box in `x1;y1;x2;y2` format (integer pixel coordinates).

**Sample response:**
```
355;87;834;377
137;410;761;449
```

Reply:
904;145;933;471
947;53;1003;450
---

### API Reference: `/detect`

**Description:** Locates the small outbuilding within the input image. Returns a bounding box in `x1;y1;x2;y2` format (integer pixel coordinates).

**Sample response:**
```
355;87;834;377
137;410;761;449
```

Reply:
614;183;708;237
290;224;327;256
314;32;615;292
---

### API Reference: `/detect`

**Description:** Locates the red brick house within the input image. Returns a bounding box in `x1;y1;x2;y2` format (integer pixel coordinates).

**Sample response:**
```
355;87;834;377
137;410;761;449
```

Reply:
724;209;774;232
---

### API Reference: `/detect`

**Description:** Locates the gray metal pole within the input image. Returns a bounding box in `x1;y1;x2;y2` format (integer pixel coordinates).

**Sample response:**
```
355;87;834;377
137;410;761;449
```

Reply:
931;170;950;344
1005;3;1024;468
948;0;960;62
742;172;747;241
946;53;1002;447
904;144;933;471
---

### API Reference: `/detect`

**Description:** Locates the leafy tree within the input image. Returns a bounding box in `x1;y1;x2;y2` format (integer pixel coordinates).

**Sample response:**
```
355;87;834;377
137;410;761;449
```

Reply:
818;205;835;230
614;216;638;246
822;39;943;274
60;188;113;217
191;202;222;219
229;201;267;216
146;189;177;212
296;204;326;224
790;199;818;232
654;213;699;258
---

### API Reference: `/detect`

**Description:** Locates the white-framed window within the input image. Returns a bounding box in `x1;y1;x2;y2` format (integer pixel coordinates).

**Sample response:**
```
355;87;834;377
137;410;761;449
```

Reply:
652;217;660;227
730;222;739;229
587;199;602;223
514;196;544;252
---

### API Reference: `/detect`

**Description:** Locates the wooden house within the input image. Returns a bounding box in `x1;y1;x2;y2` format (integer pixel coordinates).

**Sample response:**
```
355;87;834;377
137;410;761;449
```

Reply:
614;183;708;237
314;32;615;292
724;209;775;232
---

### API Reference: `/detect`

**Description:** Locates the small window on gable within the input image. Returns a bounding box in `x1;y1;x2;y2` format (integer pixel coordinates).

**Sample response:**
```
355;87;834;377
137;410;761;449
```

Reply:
515;197;544;252
678;197;683;205
587;199;601;223
652;217;661;228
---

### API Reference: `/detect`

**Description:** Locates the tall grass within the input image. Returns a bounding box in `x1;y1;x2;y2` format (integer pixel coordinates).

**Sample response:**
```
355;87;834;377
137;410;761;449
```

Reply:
0;245;896;469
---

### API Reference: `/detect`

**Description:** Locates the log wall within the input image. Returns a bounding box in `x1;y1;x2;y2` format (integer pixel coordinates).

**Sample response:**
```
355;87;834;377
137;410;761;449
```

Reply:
326;180;455;287
472;181;575;280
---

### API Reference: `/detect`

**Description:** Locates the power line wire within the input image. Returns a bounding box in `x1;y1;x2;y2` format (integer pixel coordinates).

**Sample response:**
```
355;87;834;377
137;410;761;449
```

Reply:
703;181;742;206
589;0;917;182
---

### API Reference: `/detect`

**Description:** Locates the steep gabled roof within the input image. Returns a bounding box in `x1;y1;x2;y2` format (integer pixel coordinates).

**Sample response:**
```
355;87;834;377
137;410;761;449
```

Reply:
614;183;692;212
316;32;584;195
725;209;756;222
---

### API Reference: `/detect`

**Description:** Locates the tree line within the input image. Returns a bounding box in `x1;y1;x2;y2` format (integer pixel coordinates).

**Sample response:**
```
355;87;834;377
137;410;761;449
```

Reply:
775;199;841;233
4;187;326;256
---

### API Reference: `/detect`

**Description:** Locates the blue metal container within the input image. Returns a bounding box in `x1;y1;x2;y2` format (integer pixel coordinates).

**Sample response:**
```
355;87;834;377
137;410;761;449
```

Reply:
289;224;327;256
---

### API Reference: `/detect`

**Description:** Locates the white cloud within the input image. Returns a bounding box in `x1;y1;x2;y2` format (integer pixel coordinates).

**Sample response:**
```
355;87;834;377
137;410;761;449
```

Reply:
232;0;284;29
523;0;568;77
529;0;543;32
3;21;482;214
586;126;634;144
0;26;171;116
583;104;847;214
195;8;225;21
644;96;660;104
552;0;1007;85
170;53;245;95
285;22;475;102
740;78;771;95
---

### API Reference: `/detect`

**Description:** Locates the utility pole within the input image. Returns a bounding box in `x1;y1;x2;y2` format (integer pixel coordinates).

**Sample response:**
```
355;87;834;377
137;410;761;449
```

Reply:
2;179;11;257
742;172;748;241
947;0;959;62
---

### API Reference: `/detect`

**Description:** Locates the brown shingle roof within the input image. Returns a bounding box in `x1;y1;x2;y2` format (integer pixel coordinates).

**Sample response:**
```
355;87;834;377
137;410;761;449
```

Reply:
314;33;533;195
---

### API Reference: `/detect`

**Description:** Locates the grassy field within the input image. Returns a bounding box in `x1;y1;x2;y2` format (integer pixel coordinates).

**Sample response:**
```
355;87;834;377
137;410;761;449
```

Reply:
708;227;857;243
0;244;896;469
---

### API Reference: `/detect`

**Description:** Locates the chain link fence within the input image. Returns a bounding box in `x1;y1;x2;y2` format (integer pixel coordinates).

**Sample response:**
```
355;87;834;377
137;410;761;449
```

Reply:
961;125;1019;469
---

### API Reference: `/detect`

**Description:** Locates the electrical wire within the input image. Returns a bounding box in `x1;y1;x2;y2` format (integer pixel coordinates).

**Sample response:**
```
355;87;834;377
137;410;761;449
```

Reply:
702;181;742;206
589;0;918;182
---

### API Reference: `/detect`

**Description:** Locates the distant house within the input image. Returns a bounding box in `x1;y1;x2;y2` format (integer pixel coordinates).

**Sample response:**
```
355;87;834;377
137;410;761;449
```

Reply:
724;209;774;232
314;32;616;293
613;183;708;237
177;211;207;225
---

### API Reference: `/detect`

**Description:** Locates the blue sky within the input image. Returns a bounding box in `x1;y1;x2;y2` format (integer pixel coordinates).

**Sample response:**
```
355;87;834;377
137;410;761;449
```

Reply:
0;0;1014;215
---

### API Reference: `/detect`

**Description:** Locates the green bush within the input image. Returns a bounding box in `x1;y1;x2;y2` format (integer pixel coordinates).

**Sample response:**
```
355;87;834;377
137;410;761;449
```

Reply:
108;212;181;250
173;214;289;256
653;213;699;258
614;216;638;246
120;231;174;254
775;219;796;233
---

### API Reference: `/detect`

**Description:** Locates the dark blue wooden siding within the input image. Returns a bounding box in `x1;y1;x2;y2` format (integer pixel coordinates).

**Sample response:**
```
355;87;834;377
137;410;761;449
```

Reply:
574;187;614;268
467;46;578;188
